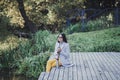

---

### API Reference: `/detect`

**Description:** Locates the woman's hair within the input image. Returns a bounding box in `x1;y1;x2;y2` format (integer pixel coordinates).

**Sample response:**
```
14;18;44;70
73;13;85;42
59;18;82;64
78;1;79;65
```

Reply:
57;33;67;43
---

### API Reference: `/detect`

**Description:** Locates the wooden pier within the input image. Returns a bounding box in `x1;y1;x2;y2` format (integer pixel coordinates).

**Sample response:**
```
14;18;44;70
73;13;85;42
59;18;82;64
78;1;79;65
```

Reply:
38;52;120;80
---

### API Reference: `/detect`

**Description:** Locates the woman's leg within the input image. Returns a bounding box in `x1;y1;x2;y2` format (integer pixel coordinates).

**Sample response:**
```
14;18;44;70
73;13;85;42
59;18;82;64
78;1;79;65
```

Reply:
51;60;62;67
46;59;62;72
46;59;56;72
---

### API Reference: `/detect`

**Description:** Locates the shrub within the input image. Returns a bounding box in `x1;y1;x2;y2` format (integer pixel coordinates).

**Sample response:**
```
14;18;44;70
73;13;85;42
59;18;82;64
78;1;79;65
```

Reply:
64;23;81;34
0;15;10;29
14;30;51;77
0;30;51;78
16;52;49;78
86;17;113;31
64;17;114;33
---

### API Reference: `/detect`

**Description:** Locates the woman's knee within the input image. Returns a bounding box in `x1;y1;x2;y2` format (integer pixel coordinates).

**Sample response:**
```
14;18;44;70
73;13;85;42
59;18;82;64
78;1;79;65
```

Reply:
47;60;51;65
47;59;56;64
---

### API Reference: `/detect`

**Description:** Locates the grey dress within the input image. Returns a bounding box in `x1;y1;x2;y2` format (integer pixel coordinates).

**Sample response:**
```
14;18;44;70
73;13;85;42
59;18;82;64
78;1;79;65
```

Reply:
49;42;73;67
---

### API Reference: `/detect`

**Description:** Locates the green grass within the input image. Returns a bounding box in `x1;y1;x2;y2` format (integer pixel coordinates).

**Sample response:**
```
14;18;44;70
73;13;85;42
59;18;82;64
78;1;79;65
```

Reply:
46;27;120;52
67;27;120;52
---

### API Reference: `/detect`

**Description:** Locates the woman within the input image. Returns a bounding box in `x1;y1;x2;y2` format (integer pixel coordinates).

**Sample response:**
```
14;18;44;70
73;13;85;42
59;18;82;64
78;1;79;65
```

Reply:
46;33;73;72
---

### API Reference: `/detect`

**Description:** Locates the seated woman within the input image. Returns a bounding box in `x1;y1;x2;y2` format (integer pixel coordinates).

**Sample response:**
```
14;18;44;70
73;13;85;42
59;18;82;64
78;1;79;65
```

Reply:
46;33;74;72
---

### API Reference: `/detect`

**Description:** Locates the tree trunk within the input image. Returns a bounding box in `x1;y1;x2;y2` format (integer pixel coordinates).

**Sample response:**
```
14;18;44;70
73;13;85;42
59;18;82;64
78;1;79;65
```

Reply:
16;0;37;33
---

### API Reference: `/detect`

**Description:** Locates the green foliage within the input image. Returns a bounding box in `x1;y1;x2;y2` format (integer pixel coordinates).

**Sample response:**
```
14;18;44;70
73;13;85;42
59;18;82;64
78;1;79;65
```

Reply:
0;0;86;31
68;27;120;52
0;0;25;28
0;30;51;78
1;0;118;32
86;17;113;31
64;23;81;34
64;17;114;33
0;15;10;29
14;30;51;78
17;52;49;78
33;30;51;52
84;0;118;9
0;63;2;69
14;30;51;60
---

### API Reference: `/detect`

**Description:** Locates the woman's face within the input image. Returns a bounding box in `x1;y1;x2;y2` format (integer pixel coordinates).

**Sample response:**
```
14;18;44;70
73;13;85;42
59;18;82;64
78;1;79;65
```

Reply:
58;35;63;42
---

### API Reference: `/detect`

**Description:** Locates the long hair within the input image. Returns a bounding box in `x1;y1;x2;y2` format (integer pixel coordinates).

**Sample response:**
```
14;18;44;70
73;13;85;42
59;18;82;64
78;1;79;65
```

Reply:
57;33;67;43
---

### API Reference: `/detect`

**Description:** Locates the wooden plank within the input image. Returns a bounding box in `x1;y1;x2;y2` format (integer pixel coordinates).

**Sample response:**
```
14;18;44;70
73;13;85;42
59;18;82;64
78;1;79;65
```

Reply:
89;52;106;80
104;52;120;72
108;53;120;79
76;53;82;80
84;53;97;80
63;67;69;80
88;52;103;80
96;52;114;80
97;53;112;80
68;66;73;80
111;52;120;79
92;52;110;80
110;52;120;73
58;67;64;80
84;53;93;80
100;52;119;80
80;53;88;80
68;53;73;80
93;52;114;80
110;53;120;64
72;53;78;80
109;53;120;69
38;72;45;80
43;72;50;80
84;53;98;80
102;52;120;80
52;67;60;80
48;67;56;80
104;52;119;80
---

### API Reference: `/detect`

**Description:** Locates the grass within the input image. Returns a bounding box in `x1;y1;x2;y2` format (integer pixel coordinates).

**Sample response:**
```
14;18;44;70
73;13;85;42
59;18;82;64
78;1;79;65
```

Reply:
68;27;120;52
45;27;120;52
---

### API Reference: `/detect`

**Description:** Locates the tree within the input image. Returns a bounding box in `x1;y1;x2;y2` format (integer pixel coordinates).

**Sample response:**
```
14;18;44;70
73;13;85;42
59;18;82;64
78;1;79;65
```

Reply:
84;0;119;9
16;0;37;33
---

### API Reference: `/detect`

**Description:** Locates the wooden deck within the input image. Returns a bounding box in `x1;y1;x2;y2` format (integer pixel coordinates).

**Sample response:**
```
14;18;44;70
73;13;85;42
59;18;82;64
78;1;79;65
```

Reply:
38;52;120;80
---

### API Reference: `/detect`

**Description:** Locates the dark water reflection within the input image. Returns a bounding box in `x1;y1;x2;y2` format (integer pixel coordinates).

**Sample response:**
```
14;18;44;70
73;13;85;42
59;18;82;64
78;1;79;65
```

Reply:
0;72;37;80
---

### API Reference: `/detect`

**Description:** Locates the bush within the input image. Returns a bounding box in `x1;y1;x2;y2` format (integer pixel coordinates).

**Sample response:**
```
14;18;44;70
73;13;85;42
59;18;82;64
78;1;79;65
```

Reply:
0;30;51;78
64;23;81;34
0;48;16;69
64;17;114;33
0;15;10;29
16;52;49;78
14;30;51;77
86;17;113;31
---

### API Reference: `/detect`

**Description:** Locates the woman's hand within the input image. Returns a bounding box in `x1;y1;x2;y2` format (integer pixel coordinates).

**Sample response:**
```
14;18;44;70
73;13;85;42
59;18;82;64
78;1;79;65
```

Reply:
57;48;61;54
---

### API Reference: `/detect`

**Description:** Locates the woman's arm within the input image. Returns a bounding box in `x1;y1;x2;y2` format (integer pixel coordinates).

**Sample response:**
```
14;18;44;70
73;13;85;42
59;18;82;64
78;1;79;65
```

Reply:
54;42;58;55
